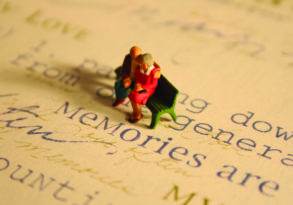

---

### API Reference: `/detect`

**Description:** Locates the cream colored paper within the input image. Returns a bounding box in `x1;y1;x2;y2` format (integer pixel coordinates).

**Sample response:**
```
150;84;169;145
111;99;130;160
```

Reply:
0;0;292;204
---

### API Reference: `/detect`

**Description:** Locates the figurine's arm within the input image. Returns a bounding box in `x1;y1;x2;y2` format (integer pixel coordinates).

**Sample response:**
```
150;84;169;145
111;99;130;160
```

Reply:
154;70;161;79
123;77;132;88
120;55;131;78
138;69;161;92
134;83;144;91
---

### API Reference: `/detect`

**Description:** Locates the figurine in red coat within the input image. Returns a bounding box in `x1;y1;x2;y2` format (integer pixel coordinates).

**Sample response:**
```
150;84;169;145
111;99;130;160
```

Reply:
128;53;161;123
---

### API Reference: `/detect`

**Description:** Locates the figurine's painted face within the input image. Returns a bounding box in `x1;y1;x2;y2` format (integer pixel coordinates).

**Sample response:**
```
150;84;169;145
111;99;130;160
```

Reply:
141;63;148;72
130;47;141;59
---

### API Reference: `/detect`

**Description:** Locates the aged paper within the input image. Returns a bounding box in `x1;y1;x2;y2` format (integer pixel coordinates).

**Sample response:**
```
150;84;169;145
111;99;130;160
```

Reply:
0;0;292;204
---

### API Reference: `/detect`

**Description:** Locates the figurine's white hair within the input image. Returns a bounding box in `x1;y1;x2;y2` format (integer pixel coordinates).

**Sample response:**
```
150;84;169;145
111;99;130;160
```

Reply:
141;53;154;67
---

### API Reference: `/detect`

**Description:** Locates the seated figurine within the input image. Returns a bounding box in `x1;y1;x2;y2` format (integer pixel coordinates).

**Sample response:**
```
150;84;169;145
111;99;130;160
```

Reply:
112;46;141;107
128;53;161;123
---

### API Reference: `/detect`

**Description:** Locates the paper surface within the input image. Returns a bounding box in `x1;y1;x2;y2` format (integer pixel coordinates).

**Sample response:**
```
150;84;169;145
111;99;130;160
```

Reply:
0;0;292;204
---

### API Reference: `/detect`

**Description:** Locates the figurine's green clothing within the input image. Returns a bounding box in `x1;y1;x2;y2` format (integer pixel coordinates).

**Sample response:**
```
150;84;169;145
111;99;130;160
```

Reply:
114;79;131;100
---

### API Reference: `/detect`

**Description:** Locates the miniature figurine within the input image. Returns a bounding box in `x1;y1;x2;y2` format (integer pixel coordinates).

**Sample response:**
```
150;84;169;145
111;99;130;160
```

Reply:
128;53;161;123
114;47;179;128
112;46;142;107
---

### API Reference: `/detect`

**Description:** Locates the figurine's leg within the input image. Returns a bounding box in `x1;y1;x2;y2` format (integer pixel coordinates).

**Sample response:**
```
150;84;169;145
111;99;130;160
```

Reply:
129;100;143;123
113;80;128;107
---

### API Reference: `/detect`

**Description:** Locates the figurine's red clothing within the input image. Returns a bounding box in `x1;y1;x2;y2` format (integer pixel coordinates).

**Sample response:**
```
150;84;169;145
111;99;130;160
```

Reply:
129;65;160;105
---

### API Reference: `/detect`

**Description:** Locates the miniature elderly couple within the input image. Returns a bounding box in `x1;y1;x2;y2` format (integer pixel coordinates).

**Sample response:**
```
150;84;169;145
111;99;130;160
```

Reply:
113;46;161;123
